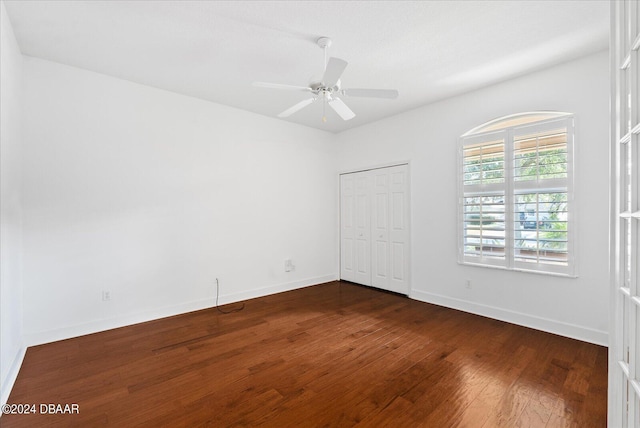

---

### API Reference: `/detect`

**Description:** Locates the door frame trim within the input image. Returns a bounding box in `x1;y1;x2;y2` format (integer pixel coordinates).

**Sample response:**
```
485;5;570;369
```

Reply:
338;160;411;176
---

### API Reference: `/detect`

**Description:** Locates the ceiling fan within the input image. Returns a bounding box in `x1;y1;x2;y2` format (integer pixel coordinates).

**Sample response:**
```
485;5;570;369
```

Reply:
253;37;398;122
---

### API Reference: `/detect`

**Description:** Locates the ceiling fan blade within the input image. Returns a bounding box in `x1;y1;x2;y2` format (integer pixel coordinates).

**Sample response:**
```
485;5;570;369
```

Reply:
342;88;399;99
253;82;311;92
322;57;348;87
278;98;316;118
328;97;355;121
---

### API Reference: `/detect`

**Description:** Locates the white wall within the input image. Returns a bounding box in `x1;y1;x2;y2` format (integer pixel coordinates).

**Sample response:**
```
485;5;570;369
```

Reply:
1;0;25;405
8;35;610;372
336;51;610;345
20;57;338;345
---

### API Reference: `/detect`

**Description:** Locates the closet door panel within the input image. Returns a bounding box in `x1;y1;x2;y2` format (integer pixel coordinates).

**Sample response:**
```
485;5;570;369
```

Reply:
340;175;355;281
372;169;390;288
388;165;410;294
353;174;371;285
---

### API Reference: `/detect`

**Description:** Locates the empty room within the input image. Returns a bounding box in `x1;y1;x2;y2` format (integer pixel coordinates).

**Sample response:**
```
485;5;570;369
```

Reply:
0;0;635;426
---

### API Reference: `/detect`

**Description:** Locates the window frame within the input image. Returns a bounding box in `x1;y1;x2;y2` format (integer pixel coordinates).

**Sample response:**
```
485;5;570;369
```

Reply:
457;113;576;277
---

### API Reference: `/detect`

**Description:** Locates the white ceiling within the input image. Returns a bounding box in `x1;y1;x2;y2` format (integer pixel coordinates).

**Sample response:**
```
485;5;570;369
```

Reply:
4;0;609;133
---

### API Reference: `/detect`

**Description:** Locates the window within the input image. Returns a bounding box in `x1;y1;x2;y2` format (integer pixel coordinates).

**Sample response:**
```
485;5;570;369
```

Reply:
458;112;575;276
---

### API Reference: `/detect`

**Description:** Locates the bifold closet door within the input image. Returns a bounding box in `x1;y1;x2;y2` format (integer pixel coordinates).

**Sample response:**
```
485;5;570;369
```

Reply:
340;165;409;295
371;165;409;294
340;172;371;285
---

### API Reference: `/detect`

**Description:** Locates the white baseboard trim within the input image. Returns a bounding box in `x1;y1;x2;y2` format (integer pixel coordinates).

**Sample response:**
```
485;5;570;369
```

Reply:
410;289;608;347
1;345;26;407
24;298;217;347
25;274;338;348
217;275;338;306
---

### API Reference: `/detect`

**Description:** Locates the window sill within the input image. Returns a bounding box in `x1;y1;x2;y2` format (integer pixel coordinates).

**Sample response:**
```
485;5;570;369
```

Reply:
458;260;578;278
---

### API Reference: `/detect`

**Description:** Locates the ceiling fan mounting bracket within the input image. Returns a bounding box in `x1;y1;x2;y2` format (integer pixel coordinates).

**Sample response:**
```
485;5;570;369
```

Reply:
316;37;332;49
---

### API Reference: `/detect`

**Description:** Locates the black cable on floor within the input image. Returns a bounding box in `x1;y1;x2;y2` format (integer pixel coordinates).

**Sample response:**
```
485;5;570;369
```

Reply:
215;278;245;314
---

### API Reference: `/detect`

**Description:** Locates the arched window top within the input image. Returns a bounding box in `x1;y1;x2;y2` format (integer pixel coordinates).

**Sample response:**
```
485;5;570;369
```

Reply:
463;111;572;136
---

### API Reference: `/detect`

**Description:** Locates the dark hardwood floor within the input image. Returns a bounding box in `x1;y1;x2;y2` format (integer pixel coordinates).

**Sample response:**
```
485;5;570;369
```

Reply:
2;281;607;427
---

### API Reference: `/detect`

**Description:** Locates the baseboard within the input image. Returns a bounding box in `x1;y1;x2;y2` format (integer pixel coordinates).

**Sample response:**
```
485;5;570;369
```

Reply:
25;274;338;347
410;289;608;347
24;298;217;347
1;345;26;407
216;274;338;305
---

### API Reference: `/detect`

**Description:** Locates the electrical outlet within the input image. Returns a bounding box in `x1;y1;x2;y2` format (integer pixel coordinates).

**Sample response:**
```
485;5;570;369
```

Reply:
465;280;472;289
284;259;294;272
102;290;111;301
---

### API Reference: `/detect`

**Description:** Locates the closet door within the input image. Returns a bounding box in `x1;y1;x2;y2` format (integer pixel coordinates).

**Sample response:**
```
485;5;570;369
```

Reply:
340;165;410;295
371;169;390;289
340;174;356;282
353;173;372;285
388;165;410;294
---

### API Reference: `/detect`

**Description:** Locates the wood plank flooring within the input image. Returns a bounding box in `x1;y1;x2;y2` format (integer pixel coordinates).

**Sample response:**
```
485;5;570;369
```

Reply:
2;281;607;427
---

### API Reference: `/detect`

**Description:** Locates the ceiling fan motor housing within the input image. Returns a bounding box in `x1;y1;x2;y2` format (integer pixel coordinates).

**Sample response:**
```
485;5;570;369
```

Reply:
309;80;340;95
